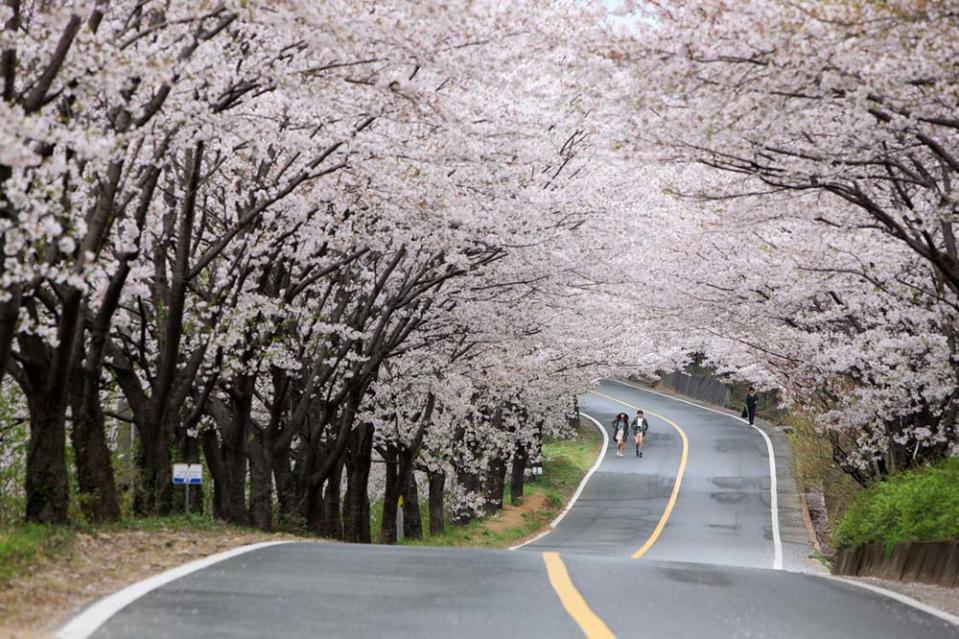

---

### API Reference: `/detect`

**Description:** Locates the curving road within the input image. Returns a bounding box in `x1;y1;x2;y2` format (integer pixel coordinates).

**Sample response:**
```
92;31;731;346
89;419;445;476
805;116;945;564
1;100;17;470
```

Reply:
62;381;959;639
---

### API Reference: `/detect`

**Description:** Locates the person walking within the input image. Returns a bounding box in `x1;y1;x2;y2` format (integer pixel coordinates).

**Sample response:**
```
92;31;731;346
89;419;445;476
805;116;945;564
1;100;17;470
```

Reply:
611;413;629;457
631;409;649;457
745;387;758;426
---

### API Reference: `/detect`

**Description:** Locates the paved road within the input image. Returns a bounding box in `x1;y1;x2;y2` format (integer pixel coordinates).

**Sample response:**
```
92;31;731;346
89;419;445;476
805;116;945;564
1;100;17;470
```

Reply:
529;380;774;568
73;381;959;638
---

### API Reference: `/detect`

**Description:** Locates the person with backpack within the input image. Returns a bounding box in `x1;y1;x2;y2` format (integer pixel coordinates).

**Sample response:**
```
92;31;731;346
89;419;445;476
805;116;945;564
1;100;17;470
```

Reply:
631;409;649;457
611;413;629;457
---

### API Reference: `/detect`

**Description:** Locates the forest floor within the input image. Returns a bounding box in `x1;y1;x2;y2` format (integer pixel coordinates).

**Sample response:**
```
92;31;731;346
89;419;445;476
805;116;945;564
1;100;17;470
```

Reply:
399;418;603;549
0;516;312;639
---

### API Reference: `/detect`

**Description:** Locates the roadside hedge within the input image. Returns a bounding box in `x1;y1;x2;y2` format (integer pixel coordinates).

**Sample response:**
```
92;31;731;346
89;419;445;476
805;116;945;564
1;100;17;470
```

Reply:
834;458;959;554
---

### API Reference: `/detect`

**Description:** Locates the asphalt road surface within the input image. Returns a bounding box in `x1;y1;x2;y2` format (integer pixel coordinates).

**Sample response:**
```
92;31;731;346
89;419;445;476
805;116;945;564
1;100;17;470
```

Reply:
70;381;959;639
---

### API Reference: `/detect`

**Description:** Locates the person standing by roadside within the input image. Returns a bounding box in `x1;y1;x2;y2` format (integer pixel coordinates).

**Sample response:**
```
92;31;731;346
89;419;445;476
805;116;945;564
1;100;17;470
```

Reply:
745;387;758;426
631;410;649;457
611;413;629;457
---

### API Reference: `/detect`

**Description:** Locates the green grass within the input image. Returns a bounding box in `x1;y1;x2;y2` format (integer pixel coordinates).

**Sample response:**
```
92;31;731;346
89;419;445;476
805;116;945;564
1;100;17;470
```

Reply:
834;458;959;554
0;523;75;580
112;513;230;533
400;421;602;549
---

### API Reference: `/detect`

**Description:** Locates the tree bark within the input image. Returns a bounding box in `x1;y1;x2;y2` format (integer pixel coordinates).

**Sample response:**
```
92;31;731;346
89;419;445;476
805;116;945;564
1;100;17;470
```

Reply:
69;374;120;522
510;444;528;504
306;481;326;535
379;456;400;544
24;390;69;523
134;420;173;515
322;461;344;539
403;470;422;540
248;434;273;531
343;423;373;543
428;470;445;536
485;455;507;516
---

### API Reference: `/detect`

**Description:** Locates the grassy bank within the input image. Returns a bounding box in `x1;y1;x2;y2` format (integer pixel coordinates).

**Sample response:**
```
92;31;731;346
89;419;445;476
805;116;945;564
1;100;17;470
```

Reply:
834;458;959;554
399;419;602;549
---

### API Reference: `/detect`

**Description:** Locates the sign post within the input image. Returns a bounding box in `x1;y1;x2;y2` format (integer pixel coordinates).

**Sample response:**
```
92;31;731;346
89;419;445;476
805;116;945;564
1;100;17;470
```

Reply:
173;463;203;514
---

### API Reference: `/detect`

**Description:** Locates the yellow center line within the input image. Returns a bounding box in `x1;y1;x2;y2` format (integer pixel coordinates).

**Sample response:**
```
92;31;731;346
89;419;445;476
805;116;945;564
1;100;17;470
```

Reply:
542;552;616;639
589;390;689;560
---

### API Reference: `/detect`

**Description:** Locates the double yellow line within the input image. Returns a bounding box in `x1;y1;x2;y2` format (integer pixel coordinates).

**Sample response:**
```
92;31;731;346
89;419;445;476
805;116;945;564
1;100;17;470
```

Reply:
542;389;690;637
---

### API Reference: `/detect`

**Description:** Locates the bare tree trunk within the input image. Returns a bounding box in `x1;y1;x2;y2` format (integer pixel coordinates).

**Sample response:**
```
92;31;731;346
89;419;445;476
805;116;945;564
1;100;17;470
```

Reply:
69;374;120;522
510;444;528;504
134;422;173;515
403;471;422;540
322;461;343;539
343;423;373;543
485;455;507;516
379;455;400;544
428;470;445;536
24;391;69;523
307;481;326;535
248;436;273;531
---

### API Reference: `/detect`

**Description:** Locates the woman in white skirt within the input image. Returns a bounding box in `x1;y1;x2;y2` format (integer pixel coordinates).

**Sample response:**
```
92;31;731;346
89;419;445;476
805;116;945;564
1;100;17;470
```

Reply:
611;413;629;457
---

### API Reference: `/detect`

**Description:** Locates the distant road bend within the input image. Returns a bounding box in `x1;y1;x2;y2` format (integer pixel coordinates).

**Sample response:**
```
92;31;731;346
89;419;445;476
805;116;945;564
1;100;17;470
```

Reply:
61;380;959;639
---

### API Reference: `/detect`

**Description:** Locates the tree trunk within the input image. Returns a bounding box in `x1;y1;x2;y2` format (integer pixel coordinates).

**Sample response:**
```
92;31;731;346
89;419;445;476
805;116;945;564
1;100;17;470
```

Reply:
510;445;527;504
379;456;400;544
221;442;248;525
273;445;296;526
134;423;173;516
322;461;344;539
307;481;326;535
485;455;507;516
403;471;422;540
343;423;373;543
248;436;273;531
69;378;120;522
453;464;481;525
201;428;226;519
24;393;69;523
428;470;445;536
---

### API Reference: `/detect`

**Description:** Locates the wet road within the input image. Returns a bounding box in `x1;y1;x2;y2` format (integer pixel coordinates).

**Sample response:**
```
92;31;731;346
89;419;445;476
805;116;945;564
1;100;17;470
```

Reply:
64;381;959;639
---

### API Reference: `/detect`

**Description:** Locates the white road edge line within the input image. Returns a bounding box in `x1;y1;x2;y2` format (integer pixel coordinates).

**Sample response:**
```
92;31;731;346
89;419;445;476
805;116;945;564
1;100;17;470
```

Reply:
509;411;609;550
825;576;959;628
57;540;294;639
608;378;784;570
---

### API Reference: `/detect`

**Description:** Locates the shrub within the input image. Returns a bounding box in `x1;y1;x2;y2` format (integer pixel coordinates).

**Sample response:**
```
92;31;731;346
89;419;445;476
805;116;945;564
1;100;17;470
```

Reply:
834;458;959;554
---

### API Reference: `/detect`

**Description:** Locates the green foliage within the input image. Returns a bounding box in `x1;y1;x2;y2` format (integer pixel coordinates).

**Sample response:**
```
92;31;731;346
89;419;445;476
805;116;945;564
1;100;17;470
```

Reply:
834;458;959;554
0;523;74;580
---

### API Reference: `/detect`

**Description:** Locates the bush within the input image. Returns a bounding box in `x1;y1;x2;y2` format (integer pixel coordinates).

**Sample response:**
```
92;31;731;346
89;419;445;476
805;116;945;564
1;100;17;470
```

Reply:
834;458;959;554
